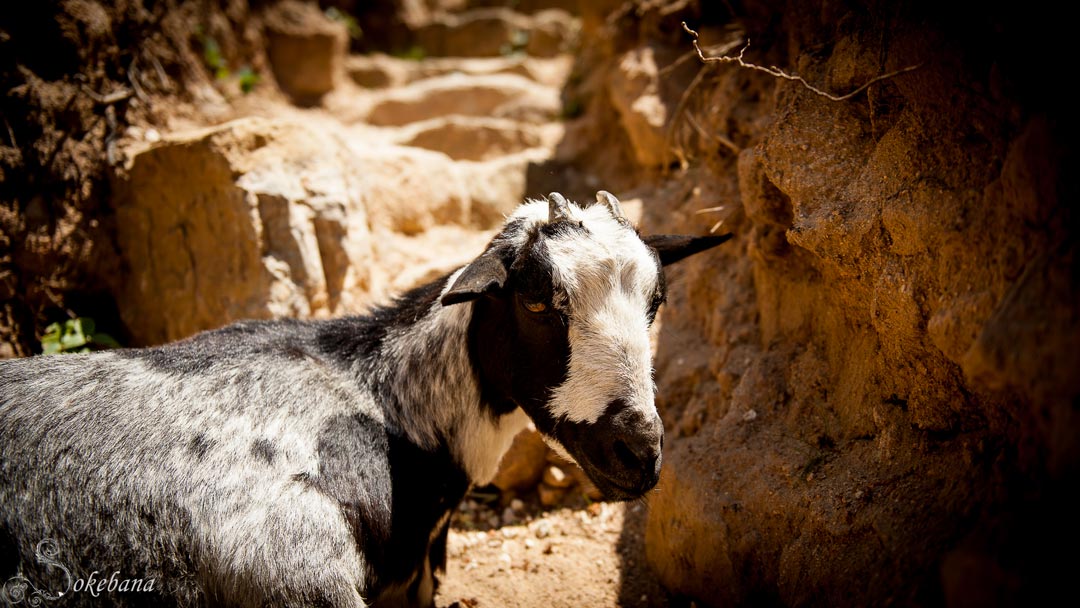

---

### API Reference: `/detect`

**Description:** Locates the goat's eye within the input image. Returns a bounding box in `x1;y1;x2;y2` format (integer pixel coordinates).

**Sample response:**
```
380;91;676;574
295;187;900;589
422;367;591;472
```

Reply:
523;300;548;313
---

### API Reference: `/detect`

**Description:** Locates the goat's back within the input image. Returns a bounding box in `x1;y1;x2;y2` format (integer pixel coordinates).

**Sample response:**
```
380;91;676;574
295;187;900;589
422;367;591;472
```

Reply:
0;321;376;607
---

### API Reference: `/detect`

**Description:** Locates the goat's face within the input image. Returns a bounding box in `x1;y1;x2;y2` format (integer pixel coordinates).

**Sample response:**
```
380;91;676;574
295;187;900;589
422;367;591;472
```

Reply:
442;192;730;500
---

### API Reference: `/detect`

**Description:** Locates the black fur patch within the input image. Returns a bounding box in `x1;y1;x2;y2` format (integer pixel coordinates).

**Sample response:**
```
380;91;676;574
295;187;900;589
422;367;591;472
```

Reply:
552;401;663;501
0;525;17;582
640;245;665;324
187;433;213;460
467;233;571;427
538;218;589;239
316;278;444;368
312;414;468;602
250;438;276;465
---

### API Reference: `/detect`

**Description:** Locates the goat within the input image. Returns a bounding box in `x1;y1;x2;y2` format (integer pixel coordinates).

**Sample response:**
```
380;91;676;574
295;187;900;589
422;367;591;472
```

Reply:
0;191;730;607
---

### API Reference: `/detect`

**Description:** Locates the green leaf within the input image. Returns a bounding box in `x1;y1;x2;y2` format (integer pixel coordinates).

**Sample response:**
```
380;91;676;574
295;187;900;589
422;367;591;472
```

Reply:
59;320;87;350
394;45;426;61
202;36;224;68
90;333;121;349
237;66;259;94
325;7;363;40
42;322;62;341
40;316;121;354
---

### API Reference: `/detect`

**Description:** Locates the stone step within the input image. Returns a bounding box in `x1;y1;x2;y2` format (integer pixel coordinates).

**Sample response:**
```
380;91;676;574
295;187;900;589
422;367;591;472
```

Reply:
411;7;578;58
392;116;562;161
362;72;561;126
346;53;573;90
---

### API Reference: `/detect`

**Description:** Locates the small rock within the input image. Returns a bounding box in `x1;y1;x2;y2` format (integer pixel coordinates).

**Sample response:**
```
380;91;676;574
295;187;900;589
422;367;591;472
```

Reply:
491;427;549;492
537;483;568;507
543;465;574;488
742;409;758;422
264;0;346;104
501;507;517;525
531;520;552;538
510;498;525;512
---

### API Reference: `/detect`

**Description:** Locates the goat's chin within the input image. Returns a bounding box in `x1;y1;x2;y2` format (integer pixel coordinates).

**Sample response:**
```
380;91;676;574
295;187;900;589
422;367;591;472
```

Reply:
575;459;658;502
590;476;653;502
597;484;650;502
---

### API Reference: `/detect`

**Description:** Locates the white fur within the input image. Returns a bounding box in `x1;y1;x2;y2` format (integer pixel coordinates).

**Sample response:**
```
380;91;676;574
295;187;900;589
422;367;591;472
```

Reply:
512;200;661;426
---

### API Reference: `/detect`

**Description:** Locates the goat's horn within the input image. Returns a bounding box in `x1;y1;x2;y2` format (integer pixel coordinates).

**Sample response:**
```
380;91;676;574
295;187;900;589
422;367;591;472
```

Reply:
548;192;572;222
596;190;627;221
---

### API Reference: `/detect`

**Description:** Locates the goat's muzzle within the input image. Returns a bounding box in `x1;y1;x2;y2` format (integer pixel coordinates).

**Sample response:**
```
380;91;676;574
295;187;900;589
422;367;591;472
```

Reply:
557;399;664;500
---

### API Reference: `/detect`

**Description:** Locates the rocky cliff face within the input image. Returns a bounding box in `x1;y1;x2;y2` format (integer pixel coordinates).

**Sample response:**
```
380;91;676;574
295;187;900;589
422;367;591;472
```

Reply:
567;1;1078;604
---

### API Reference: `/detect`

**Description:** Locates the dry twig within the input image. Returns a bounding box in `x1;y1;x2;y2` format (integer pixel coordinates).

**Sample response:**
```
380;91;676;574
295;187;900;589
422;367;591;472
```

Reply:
128;62;150;104
81;85;134;105
145;51;171;90
693;205;728;234
3;116;17;151
682;22;921;102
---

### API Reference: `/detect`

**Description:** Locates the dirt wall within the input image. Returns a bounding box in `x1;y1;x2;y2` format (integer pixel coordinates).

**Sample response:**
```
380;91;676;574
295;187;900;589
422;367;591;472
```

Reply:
567;0;1078;605
0;0;275;355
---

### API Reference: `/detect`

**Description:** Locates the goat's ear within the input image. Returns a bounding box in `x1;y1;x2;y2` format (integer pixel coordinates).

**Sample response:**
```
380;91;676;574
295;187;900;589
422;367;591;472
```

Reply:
441;250;508;305
643;233;733;266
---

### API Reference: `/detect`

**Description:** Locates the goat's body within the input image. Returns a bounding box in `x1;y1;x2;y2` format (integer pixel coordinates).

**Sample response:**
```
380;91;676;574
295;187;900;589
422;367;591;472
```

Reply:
1;193;726;607
0;279;521;607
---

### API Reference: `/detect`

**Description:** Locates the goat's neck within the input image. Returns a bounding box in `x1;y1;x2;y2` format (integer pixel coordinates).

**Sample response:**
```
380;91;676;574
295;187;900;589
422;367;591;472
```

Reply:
374;293;530;486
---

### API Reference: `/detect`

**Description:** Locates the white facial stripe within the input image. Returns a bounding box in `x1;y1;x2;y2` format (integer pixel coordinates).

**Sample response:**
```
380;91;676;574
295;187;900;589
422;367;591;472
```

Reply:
529;200;660;424
548;292;655;423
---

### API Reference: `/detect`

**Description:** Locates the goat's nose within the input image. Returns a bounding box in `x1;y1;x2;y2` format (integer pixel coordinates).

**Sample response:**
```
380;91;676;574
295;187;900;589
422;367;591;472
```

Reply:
612;436;661;473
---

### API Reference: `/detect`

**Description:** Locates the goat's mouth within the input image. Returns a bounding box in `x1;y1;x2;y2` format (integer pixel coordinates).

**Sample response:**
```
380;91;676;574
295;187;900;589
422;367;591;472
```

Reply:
573;452;661;502
547;411;664;501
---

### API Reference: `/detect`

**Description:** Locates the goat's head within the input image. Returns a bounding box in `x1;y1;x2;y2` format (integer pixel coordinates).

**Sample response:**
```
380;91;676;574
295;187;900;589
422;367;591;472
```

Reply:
441;192;731;500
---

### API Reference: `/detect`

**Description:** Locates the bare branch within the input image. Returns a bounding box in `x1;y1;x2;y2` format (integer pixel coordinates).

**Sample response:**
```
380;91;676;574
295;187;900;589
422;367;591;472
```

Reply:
128;62;150;104
144;50;171;90
81;85;134;105
2;116;17;150
682;22;921;102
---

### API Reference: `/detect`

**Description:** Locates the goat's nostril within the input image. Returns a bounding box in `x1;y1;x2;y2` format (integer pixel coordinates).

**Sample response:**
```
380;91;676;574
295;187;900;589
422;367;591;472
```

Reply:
612;439;640;469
